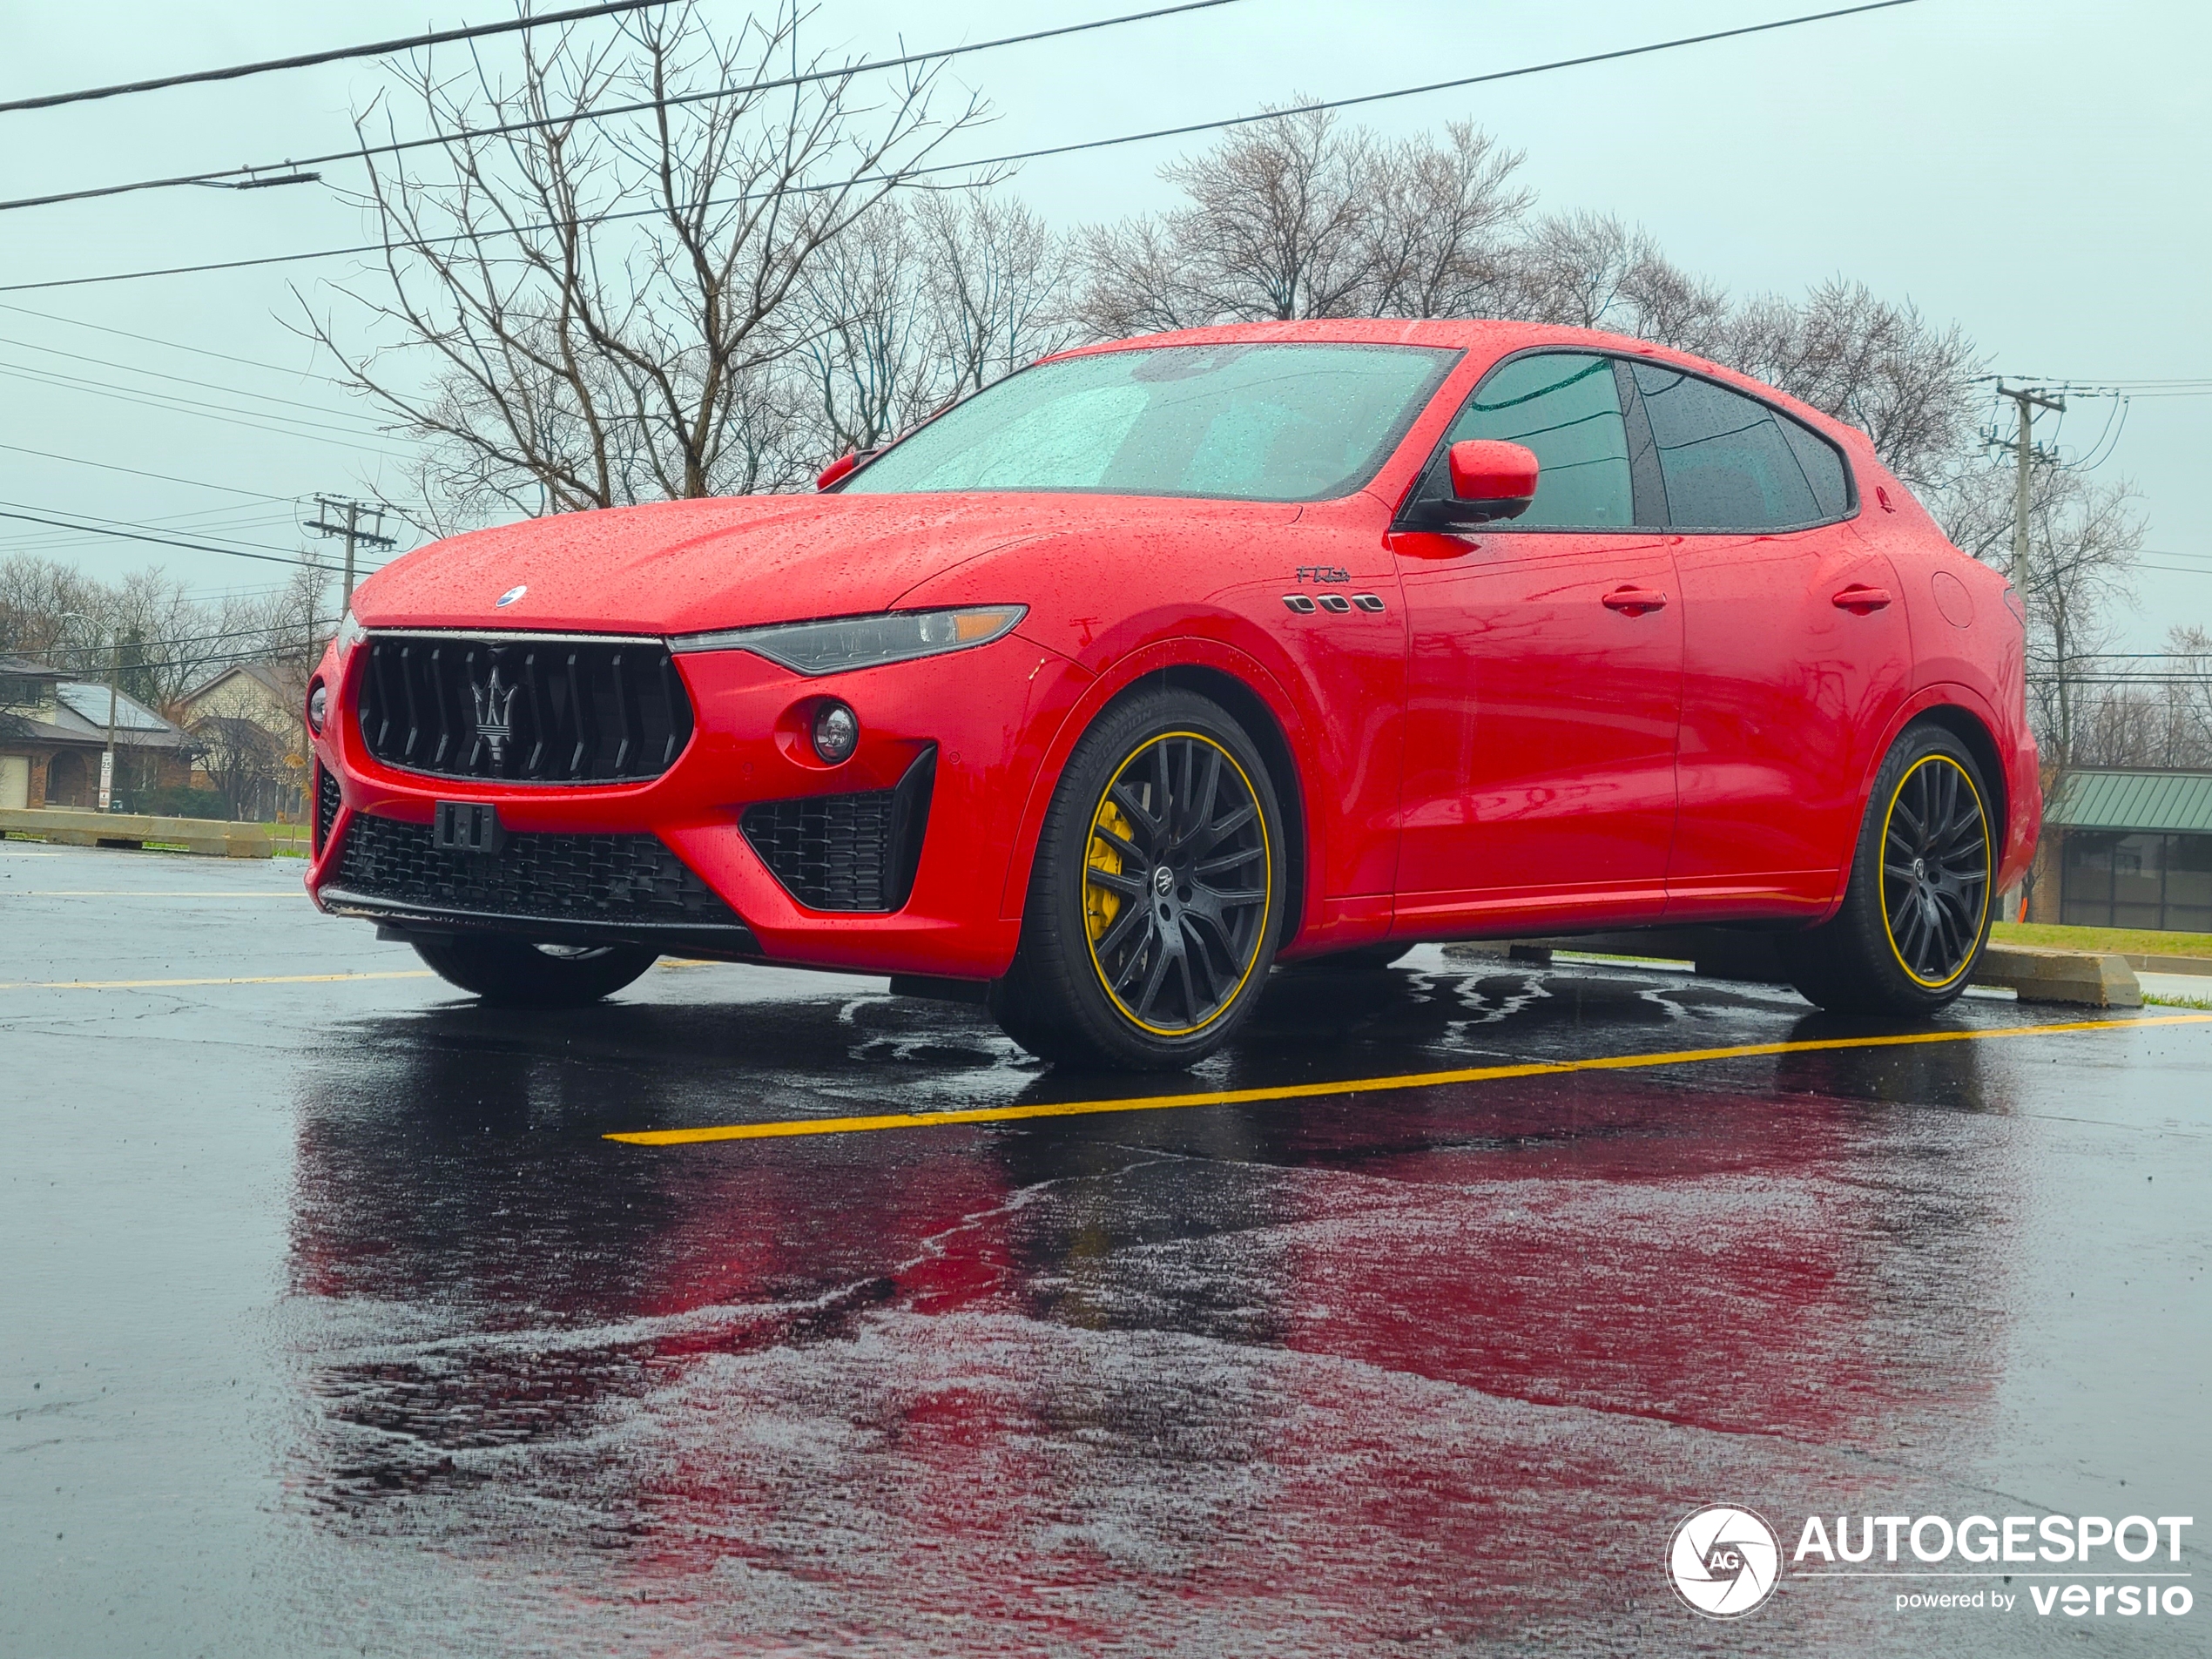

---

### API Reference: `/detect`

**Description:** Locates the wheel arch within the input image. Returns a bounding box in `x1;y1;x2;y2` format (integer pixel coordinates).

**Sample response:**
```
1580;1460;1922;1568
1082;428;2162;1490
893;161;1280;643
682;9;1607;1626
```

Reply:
1903;701;2008;858
1148;664;1309;947
996;643;1314;947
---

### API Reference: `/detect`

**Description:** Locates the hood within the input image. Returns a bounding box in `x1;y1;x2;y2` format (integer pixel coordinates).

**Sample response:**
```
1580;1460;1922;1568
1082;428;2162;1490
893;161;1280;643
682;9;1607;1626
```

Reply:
349;493;1111;637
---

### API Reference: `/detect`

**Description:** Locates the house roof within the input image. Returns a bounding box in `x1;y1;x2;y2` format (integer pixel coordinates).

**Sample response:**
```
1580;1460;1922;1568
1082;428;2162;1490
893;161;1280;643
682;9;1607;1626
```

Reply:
26;683;195;750
181;659;297;705
0;654;64;679
2048;768;2212;835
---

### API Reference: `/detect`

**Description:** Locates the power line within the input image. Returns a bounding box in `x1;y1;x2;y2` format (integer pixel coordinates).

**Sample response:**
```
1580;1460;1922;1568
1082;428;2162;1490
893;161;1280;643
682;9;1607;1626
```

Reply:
0;0;1255;214
0;361;406;455
0;502;394;572
0;334;378;424
0;0;674;117
0;440;307;502
0;300;337;381
0;0;1923;293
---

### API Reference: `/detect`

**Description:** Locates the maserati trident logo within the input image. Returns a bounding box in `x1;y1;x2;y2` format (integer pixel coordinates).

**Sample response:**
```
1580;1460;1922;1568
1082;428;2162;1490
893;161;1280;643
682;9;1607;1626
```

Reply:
471;663;517;763
495;583;528;608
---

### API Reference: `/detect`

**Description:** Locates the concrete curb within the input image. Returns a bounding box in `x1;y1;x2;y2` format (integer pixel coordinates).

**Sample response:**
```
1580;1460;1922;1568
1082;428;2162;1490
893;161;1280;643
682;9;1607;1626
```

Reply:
0;806;273;859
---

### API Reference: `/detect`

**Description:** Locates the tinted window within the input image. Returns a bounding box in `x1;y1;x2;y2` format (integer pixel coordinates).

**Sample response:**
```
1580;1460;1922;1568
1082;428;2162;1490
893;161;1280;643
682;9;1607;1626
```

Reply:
1630;364;1843;529
1781;416;1851;518
844;343;1456;502
1437;353;1633;528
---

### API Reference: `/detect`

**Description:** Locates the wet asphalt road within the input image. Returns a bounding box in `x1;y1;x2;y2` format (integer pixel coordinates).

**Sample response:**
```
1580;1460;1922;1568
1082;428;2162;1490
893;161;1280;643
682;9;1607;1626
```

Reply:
3;840;2208;1657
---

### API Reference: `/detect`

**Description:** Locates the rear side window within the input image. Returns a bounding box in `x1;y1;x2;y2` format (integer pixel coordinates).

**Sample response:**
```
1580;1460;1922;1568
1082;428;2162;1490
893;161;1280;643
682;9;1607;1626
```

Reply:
1629;364;1850;529
1437;352;1635;529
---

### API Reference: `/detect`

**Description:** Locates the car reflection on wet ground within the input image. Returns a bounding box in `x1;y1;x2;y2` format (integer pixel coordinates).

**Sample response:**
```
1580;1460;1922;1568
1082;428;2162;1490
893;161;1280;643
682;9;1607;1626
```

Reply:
3;841;2207;1656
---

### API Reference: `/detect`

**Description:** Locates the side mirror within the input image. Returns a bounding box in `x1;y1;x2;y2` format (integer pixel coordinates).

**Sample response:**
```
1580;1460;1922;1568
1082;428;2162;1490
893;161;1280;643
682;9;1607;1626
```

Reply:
1445;440;1539;522
816;451;867;491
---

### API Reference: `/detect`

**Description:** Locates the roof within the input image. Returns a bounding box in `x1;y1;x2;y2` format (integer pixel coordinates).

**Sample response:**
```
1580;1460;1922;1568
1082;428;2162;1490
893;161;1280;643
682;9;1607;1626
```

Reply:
180;659;297;705
30;683;194;750
57;681;179;734
2049;768;2212;835
0;654;64;679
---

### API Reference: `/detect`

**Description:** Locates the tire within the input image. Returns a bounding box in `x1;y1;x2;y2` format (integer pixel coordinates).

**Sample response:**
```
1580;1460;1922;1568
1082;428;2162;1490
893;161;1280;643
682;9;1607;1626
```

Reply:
990;688;1288;1069
412;934;660;1008
1284;941;1416;973
1782;723;1996;1015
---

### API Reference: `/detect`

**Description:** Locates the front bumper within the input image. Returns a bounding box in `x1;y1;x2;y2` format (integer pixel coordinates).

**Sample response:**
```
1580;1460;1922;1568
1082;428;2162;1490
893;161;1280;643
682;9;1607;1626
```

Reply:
306;630;1089;980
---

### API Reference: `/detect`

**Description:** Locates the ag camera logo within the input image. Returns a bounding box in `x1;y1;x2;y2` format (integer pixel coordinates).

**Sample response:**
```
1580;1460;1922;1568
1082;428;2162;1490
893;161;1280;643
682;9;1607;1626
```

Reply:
1669;1504;1783;1619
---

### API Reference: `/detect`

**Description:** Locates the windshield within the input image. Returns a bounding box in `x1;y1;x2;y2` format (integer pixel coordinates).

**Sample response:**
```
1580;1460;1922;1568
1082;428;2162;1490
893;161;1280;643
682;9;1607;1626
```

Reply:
840;342;1457;502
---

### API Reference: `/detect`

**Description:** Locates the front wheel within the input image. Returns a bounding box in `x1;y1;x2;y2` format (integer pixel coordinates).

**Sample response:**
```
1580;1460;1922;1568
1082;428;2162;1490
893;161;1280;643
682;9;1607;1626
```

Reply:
1782;724;1995;1015
991;689;1287;1069
413;934;660;1008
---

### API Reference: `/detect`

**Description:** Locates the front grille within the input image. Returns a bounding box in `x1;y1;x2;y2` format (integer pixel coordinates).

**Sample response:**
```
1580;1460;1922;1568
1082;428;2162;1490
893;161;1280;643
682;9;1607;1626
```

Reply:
314;762;341;855
356;634;693;785
334;812;740;929
741;748;935;912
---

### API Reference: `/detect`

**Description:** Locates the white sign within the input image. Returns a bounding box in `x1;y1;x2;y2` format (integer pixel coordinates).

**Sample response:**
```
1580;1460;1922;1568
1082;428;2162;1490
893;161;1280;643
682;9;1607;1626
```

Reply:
98;749;114;811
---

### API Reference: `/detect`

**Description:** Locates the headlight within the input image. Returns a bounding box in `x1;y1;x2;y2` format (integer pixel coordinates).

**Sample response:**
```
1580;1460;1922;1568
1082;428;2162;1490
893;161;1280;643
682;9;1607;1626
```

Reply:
307;681;327;735
671;605;1025;676
334;609;367;658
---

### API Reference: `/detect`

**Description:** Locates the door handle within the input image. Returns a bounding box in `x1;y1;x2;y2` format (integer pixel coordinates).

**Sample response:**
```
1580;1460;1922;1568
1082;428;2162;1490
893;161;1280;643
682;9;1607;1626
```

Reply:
1602;586;1668;616
1831;583;1892;614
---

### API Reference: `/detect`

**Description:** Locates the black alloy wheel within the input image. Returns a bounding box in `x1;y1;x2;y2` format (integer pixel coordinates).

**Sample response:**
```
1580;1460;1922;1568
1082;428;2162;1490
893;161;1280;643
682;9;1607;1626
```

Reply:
1082;731;1271;1034
992;689;1286;1069
1782;723;1995;1015
1878;752;1992;988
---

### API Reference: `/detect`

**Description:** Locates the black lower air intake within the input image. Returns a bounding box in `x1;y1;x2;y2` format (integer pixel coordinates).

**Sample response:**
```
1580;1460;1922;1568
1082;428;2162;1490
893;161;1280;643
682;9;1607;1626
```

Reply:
740;746;935;913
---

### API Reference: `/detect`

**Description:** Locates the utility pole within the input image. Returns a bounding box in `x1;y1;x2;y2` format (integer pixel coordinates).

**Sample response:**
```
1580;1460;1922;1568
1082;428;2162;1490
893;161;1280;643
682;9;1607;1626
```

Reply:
1993;383;2066;925
305;496;396;613
1996;384;2066;599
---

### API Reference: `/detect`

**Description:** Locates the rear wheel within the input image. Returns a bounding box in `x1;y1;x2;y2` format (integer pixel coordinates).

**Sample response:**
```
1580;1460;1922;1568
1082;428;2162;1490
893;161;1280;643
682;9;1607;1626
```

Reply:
991;689;1286;1069
1782;724;1994;1015
412;935;660;1008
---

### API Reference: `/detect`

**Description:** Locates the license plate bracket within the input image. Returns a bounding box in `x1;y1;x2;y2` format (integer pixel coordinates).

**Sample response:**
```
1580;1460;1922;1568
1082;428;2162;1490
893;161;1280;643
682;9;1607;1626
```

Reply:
434;800;504;853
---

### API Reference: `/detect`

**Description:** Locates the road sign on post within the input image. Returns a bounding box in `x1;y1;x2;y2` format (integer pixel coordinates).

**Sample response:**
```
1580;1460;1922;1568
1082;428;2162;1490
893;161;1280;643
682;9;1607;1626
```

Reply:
98;749;114;811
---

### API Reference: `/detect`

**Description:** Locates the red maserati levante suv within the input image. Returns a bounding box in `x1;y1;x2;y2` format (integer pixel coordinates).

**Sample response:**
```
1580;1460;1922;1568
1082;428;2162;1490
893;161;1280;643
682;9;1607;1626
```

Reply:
302;320;2036;1069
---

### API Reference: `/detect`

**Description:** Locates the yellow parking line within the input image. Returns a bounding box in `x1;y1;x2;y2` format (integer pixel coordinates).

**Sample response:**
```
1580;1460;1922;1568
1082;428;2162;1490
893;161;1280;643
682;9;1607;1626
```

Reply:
0;970;436;990
605;1013;2212;1146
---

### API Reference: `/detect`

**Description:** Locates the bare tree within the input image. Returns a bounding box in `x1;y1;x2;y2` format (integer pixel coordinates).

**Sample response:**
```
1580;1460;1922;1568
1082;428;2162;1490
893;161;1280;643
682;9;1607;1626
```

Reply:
1074;106;1529;335
1357;122;1530;320
796;202;935;456
1495;211;1728;354
304;1;983;523
0;553;334;712
1939;463;2145;774
914;192;1073;397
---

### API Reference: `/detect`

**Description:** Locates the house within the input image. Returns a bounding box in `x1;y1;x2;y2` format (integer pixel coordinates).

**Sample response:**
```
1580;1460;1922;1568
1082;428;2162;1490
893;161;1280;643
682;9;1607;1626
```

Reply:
175;659;310;820
2028;767;2212;934
0;654;195;810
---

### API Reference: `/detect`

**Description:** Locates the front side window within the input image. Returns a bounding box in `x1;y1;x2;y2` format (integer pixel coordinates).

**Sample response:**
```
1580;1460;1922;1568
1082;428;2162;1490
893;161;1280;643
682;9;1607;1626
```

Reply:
1424;352;1635;529
1629;364;1849;530
841;342;1458;503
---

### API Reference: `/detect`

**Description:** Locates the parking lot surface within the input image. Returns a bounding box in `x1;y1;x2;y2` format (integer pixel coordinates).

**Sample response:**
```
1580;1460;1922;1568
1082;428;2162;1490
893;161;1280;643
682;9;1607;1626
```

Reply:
3;840;2208;1656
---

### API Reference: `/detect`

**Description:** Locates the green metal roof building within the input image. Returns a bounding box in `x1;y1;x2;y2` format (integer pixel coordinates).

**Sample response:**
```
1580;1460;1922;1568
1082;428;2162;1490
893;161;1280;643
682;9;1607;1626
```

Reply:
2041;767;2212;933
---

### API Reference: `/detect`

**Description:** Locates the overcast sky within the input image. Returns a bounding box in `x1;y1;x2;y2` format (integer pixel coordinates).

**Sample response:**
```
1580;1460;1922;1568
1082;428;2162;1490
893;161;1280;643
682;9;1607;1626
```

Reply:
0;0;2205;646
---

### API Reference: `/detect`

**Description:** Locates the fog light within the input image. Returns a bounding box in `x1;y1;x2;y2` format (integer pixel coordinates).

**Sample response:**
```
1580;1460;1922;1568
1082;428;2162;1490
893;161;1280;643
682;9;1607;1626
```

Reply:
812;700;858;764
307;681;327;734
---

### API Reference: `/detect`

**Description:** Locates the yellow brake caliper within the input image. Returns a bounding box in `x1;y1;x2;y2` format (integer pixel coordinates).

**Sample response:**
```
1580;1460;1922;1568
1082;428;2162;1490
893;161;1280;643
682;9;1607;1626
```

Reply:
1085;798;1136;942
